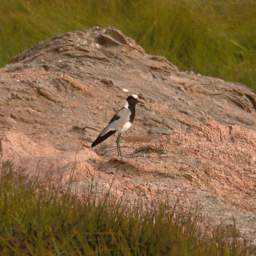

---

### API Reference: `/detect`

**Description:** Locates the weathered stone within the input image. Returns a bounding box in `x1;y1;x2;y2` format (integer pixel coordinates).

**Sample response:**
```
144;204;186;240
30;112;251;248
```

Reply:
0;27;256;245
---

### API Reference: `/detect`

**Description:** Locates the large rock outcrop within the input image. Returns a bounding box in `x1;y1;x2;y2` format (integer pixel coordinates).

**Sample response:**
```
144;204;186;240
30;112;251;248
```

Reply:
1;27;256;244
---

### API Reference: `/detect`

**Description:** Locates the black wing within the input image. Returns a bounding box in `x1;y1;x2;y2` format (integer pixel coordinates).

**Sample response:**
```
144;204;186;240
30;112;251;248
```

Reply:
91;107;125;148
91;130;116;148
108;111;121;124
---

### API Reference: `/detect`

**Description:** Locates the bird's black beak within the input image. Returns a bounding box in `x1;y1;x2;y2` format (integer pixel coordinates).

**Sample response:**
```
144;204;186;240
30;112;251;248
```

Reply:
137;95;145;106
138;100;145;106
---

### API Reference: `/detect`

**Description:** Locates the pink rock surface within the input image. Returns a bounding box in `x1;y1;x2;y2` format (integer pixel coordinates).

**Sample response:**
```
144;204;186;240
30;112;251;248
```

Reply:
1;27;256;244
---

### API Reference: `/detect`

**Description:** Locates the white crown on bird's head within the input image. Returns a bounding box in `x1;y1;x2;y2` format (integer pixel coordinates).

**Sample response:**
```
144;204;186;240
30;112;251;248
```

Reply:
126;94;139;102
125;94;145;107
131;94;138;99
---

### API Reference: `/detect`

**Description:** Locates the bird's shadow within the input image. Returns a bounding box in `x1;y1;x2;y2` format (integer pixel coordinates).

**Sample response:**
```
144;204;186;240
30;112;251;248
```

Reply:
94;145;135;159
94;143;168;160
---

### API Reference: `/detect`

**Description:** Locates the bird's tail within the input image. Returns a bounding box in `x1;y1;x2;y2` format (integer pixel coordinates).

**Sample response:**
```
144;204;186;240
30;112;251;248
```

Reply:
91;130;116;148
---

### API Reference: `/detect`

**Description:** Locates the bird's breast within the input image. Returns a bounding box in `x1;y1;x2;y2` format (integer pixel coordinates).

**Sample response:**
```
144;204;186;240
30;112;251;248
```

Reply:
121;121;132;132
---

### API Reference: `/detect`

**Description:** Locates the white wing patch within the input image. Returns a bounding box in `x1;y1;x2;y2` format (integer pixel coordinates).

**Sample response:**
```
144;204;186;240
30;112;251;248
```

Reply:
98;107;131;136
121;121;132;132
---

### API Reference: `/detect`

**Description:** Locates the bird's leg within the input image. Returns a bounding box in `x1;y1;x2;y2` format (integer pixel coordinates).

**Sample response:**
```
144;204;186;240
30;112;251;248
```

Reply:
116;133;122;157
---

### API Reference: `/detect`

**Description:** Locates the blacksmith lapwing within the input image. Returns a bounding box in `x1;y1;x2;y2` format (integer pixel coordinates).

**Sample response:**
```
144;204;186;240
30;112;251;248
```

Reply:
91;94;143;156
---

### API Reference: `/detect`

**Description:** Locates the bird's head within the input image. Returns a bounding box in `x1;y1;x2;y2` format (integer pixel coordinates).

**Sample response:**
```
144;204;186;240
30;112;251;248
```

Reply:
126;94;145;106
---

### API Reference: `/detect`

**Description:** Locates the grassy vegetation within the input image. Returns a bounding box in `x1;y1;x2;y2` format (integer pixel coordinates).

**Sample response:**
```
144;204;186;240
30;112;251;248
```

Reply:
0;0;256;88
0;2;254;254
0;162;249;255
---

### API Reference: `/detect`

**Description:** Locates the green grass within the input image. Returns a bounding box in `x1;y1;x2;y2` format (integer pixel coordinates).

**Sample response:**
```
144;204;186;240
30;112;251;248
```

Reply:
0;162;249;255
0;0;256;88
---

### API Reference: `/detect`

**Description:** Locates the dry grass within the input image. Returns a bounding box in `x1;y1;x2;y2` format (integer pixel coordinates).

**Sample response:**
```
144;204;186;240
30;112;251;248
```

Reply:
0;161;250;255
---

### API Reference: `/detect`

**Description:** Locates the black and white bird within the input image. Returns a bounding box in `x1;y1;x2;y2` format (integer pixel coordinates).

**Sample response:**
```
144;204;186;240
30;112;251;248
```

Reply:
91;94;143;156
